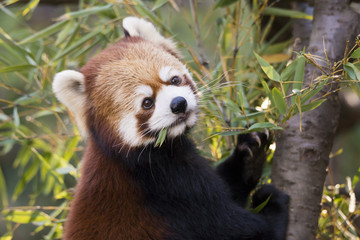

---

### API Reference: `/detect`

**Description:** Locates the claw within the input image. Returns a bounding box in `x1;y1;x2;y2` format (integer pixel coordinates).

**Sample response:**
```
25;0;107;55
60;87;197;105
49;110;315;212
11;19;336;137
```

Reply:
264;128;269;140
251;133;262;147
237;144;253;158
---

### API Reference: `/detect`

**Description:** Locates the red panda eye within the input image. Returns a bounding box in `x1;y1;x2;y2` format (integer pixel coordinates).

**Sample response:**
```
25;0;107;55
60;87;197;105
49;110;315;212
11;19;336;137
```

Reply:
142;98;154;109
170;76;181;85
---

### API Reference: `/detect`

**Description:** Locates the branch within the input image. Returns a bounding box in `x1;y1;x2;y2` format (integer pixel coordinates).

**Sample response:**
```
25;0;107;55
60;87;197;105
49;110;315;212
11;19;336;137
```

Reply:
272;1;360;239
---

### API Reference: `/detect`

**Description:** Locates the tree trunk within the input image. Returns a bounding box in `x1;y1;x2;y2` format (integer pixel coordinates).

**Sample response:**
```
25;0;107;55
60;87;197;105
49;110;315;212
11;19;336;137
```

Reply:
272;1;360;239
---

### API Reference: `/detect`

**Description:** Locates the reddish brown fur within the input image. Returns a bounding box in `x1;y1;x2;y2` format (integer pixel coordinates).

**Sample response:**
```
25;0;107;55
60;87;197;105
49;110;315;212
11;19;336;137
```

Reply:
62;37;184;239
63;139;168;240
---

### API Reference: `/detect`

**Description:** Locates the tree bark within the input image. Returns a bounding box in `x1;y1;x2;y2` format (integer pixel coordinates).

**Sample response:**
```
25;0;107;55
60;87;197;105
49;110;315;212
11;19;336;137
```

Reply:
272;1;360;239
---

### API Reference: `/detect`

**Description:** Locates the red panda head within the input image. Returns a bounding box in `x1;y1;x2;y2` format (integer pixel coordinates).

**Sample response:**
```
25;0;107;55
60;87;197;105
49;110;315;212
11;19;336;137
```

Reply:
53;17;198;150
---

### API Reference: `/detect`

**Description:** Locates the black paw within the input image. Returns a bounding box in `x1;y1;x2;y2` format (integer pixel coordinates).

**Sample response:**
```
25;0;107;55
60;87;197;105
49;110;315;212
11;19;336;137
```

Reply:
253;185;289;212
252;185;289;240
236;131;271;187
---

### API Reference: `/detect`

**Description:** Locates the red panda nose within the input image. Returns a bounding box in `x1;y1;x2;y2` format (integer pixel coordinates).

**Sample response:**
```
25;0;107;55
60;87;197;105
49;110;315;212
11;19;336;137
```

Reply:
170;97;187;114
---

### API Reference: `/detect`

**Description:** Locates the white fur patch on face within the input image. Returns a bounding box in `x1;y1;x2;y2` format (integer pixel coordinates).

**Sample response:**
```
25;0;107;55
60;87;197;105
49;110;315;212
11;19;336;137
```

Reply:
148;85;197;138
136;85;153;96
118;114;155;147
158;66;181;82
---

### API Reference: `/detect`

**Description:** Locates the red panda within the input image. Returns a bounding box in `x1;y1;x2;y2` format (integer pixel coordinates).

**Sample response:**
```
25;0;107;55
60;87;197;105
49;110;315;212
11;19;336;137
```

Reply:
53;17;289;240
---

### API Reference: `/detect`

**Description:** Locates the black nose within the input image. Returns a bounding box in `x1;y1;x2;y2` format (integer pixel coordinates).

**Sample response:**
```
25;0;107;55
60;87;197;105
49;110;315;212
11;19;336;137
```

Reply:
170;97;187;114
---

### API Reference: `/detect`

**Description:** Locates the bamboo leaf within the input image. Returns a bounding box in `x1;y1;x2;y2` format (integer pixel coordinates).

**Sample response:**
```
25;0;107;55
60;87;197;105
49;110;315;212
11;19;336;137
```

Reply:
216;131;242;136
252;195;272;214
155;128;168;147
0;167;8;208
254;52;281;82
248;122;280;131
57;4;113;20
12;161;39;201
263;7;313;20
294;99;327;113
53;28;102;60
214;0;238;8
350;48;360;59
0;27;35;61
22;0;39;16
292;55;306;104
272;88;287;115
55;20;76;45
0;232;12;240
19;20;68;44
2;210;50;224
237;111;265;120
280;58;298;81
301;80;328;104
0;64;36;73
13;106;20;127
152;0;169;11
225;99;241;113
344;62;360;80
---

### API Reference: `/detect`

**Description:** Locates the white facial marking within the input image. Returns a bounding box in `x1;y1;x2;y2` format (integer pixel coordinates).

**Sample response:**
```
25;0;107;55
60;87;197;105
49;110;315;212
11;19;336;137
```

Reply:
118;114;156;147
136;85;153;96
158;66;182;82
148;85;197;138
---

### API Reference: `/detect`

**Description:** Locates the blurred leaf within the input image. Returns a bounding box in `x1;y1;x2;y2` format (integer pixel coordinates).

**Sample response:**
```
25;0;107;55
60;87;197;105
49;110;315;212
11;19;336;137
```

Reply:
225;99;241;113
254;52;281;82
0;64;36;73
56;165;76;175
13;106;20;127
12;161;39;201
262;53;291;64
0;139;16;156
53;28;103;60
248;122;281;131
0;113;10;121
296;99;327;113
31;148;64;186
22;0;39;16
20;20;68;45
2;210;50;224
350;47;360;59
301;79;327;104
272;88;287;115
55;21;76;46
0;167;8;208
263;7;313;20
214;0;238;8
152;0;169;11
344;62;360;80
292;55;305;104
0;232;12;240
0;27;35;62
57;4;113;20
281;59;298;93
238;111;265;121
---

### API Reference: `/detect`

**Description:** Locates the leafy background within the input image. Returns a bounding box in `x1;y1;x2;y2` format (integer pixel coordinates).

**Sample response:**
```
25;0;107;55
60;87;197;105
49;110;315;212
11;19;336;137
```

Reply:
0;0;360;239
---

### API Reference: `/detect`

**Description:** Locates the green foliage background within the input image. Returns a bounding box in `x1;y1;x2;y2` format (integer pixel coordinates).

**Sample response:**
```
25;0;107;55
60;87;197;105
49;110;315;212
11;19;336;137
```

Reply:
0;0;360;239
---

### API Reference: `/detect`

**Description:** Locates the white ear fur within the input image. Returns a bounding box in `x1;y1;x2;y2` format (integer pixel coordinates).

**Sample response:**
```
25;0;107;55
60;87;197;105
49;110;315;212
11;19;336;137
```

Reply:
53;70;88;139
122;16;181;58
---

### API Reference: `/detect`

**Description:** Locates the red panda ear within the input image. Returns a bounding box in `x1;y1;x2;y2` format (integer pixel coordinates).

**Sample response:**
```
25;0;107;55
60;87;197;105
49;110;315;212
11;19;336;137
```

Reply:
53;70;88;139
122;16;182;59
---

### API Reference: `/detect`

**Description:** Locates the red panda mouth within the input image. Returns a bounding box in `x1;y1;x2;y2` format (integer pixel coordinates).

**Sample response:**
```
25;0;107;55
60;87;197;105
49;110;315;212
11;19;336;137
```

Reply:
172;111;191;127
